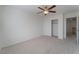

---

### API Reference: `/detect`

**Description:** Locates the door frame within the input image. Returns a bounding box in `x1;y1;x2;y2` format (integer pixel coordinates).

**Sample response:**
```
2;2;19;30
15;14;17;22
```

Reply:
65;16;78;44
76;16;79;44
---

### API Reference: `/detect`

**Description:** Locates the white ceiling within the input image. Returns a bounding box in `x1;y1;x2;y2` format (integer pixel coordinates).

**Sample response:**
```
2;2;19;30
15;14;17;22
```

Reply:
9;5;79;14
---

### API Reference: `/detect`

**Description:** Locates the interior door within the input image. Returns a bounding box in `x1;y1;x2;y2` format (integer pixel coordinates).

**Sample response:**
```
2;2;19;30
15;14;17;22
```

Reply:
51;19;58;37
76;16;79;44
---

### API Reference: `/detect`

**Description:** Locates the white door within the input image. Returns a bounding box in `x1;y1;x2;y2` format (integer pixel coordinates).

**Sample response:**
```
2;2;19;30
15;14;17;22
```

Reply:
76;16;79;44
53;20;58;36
51;20;58;37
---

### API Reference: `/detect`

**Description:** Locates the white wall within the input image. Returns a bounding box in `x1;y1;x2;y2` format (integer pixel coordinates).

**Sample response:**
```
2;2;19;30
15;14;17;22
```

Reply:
0;6;4;51
1;6;43;47
43;14;64;39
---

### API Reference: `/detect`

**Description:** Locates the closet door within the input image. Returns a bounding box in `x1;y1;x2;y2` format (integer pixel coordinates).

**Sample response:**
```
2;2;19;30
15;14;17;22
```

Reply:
51;19;58;37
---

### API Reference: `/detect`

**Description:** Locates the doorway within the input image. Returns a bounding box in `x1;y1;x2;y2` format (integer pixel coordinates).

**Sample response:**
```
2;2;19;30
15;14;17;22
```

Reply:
51;19;58;38
66;17;77;41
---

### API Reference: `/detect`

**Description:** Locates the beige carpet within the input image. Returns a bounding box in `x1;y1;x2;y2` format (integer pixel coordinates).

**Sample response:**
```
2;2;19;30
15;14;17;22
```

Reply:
1;36;79;54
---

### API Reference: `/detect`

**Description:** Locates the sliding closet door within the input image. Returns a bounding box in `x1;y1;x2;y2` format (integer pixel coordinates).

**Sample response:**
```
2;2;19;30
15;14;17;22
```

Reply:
51;19;58;37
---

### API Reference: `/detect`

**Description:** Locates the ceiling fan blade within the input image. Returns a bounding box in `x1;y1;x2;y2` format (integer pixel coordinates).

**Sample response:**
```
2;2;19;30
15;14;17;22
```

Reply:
49;11;56;13
48;5;56;10
38;7;45;11
37;11;43;14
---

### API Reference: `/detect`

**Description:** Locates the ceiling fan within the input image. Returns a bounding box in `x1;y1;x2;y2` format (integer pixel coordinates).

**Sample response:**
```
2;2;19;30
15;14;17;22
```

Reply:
37;5;56;15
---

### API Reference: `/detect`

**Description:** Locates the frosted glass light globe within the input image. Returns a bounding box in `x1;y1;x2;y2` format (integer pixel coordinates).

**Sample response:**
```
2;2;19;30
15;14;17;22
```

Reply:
44;11;49;14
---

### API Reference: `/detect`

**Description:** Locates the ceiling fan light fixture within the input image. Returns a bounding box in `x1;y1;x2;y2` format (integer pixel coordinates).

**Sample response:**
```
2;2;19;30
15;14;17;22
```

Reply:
44;10;49;14
37;5;56;15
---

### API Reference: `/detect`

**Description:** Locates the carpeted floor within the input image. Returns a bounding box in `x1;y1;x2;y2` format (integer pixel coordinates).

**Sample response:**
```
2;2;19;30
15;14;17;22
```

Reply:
1;36;79;54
